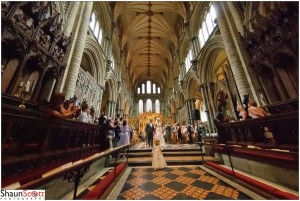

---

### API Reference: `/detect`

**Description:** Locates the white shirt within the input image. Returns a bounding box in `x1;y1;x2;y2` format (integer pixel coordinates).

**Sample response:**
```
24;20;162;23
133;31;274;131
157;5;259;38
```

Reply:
78;112;90;123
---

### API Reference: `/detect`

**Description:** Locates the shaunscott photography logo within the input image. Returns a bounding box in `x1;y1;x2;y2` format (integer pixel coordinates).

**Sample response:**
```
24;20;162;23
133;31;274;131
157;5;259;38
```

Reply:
0;190;45;200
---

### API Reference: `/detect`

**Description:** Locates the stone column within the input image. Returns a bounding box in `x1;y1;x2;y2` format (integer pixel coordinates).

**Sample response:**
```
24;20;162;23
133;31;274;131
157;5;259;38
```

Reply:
143;99;147;113
111;101;116;119
152;100;155;113
119;109;124;118
213;2;252;99
63;2;93;98
185;100;191;122
189;99;196;123
64;2;80;37
172;113;176;123
180;63;186;80
200;84;213;134
176;108;181;124
135;101;139;118
191;36;200;58
161;101;166;116
108;100;115;119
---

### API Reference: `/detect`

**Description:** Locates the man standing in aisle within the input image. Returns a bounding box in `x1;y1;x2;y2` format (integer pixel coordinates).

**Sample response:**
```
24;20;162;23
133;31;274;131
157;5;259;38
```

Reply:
165;122;172;144
145;118;155;147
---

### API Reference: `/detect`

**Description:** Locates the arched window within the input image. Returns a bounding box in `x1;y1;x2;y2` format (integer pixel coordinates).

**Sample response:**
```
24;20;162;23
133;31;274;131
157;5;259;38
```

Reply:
137;87;140;94
94;22;99;38
146;99;152;112
147;81;151;94
198;4;217;49
89;13;96;30
155;99;160;113
98;29;102;44
185;49;193;72
210;5;217;24
153;83;156;94
206;12;214;33
199;29;205;48
142;84;145;94
157;87;161;94
202;21;209;41
139;99;143;114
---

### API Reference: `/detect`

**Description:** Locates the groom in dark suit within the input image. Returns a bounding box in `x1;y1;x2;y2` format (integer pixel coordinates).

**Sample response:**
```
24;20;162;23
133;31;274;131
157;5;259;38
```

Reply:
145;118;155;147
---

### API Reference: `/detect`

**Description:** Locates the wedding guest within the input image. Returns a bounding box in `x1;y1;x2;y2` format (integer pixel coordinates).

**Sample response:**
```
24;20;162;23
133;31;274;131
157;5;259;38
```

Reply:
78;105;91;123
39;92;79;118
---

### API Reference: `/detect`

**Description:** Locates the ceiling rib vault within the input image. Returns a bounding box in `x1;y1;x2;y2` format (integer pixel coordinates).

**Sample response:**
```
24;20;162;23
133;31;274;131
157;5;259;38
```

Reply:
112;1;187;90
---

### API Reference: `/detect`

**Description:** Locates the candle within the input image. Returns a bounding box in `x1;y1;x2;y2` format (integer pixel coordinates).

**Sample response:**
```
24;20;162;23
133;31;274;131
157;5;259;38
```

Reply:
25;80;30;92
19;81;24;87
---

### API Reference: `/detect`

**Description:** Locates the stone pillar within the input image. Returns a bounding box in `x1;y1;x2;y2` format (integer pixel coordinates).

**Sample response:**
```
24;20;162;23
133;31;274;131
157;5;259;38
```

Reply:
213;2;252;99
180;62;186;80
191;36;200;58
152;100;155;113
161;101;166;116
106;100;111;118
176;108;181;124
63;2;93;98
226;2;244;35
172;113;176;123
111;101;116;119
64;2;80;37
143;99;147;113
119;109;124;118
200;84;213;134
189;99;196;123
103;36;111;57
185;100;191;122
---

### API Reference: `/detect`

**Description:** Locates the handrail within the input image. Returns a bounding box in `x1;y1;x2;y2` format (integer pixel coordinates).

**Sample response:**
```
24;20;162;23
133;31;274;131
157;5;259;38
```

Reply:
16;144;131;190
1;104;107;183
216;111;298;151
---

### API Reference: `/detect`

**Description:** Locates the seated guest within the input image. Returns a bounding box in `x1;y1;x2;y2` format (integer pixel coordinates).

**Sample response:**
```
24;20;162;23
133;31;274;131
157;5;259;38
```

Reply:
248;99;275;144
39;92;80;118
248;99;269;118
237;105;248;121
78;105;91;123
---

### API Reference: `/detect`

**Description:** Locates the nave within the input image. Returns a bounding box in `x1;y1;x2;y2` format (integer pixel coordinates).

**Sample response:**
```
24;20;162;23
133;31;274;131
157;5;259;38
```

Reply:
1;2;298;200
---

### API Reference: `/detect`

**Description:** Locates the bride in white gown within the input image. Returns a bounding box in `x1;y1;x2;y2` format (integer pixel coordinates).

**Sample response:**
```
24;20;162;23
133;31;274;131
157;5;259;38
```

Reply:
155;118;166;146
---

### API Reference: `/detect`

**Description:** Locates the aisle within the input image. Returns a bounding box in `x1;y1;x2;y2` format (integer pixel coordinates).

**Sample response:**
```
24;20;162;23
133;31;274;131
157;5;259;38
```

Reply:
108;165;260;200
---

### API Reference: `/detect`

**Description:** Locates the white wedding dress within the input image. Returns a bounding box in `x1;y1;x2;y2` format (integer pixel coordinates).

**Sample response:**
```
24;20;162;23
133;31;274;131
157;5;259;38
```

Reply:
155;124;166;146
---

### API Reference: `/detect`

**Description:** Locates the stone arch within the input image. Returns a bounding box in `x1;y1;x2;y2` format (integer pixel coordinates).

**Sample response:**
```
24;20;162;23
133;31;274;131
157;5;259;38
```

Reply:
85;37;106;85
170;100;176;114
176;92;185;108
198;35;225;84
189;2;211;37
104;76;118;102
116;92;126;112
183;71;200;99
124;100;130;118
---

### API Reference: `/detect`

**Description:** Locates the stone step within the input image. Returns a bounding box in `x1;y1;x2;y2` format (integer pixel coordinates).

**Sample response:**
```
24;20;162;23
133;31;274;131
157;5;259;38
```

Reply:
112;142;217;167
127;155;218;167
128;151;203;157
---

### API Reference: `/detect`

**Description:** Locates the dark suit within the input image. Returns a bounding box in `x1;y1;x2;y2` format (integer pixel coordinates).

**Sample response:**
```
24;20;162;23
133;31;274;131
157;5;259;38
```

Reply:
145;123;155;147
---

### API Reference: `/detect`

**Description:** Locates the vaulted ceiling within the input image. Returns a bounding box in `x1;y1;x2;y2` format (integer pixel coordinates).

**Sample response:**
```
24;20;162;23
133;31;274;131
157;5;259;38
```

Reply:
110;2;189;90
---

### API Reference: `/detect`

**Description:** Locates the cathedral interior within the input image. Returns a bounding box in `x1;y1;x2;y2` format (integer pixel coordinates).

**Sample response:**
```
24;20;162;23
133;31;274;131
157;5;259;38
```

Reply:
1;1;299;200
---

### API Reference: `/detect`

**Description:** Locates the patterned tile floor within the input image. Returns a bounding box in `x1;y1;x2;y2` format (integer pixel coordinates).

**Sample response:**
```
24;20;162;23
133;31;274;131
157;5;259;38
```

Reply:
117;166;252;200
